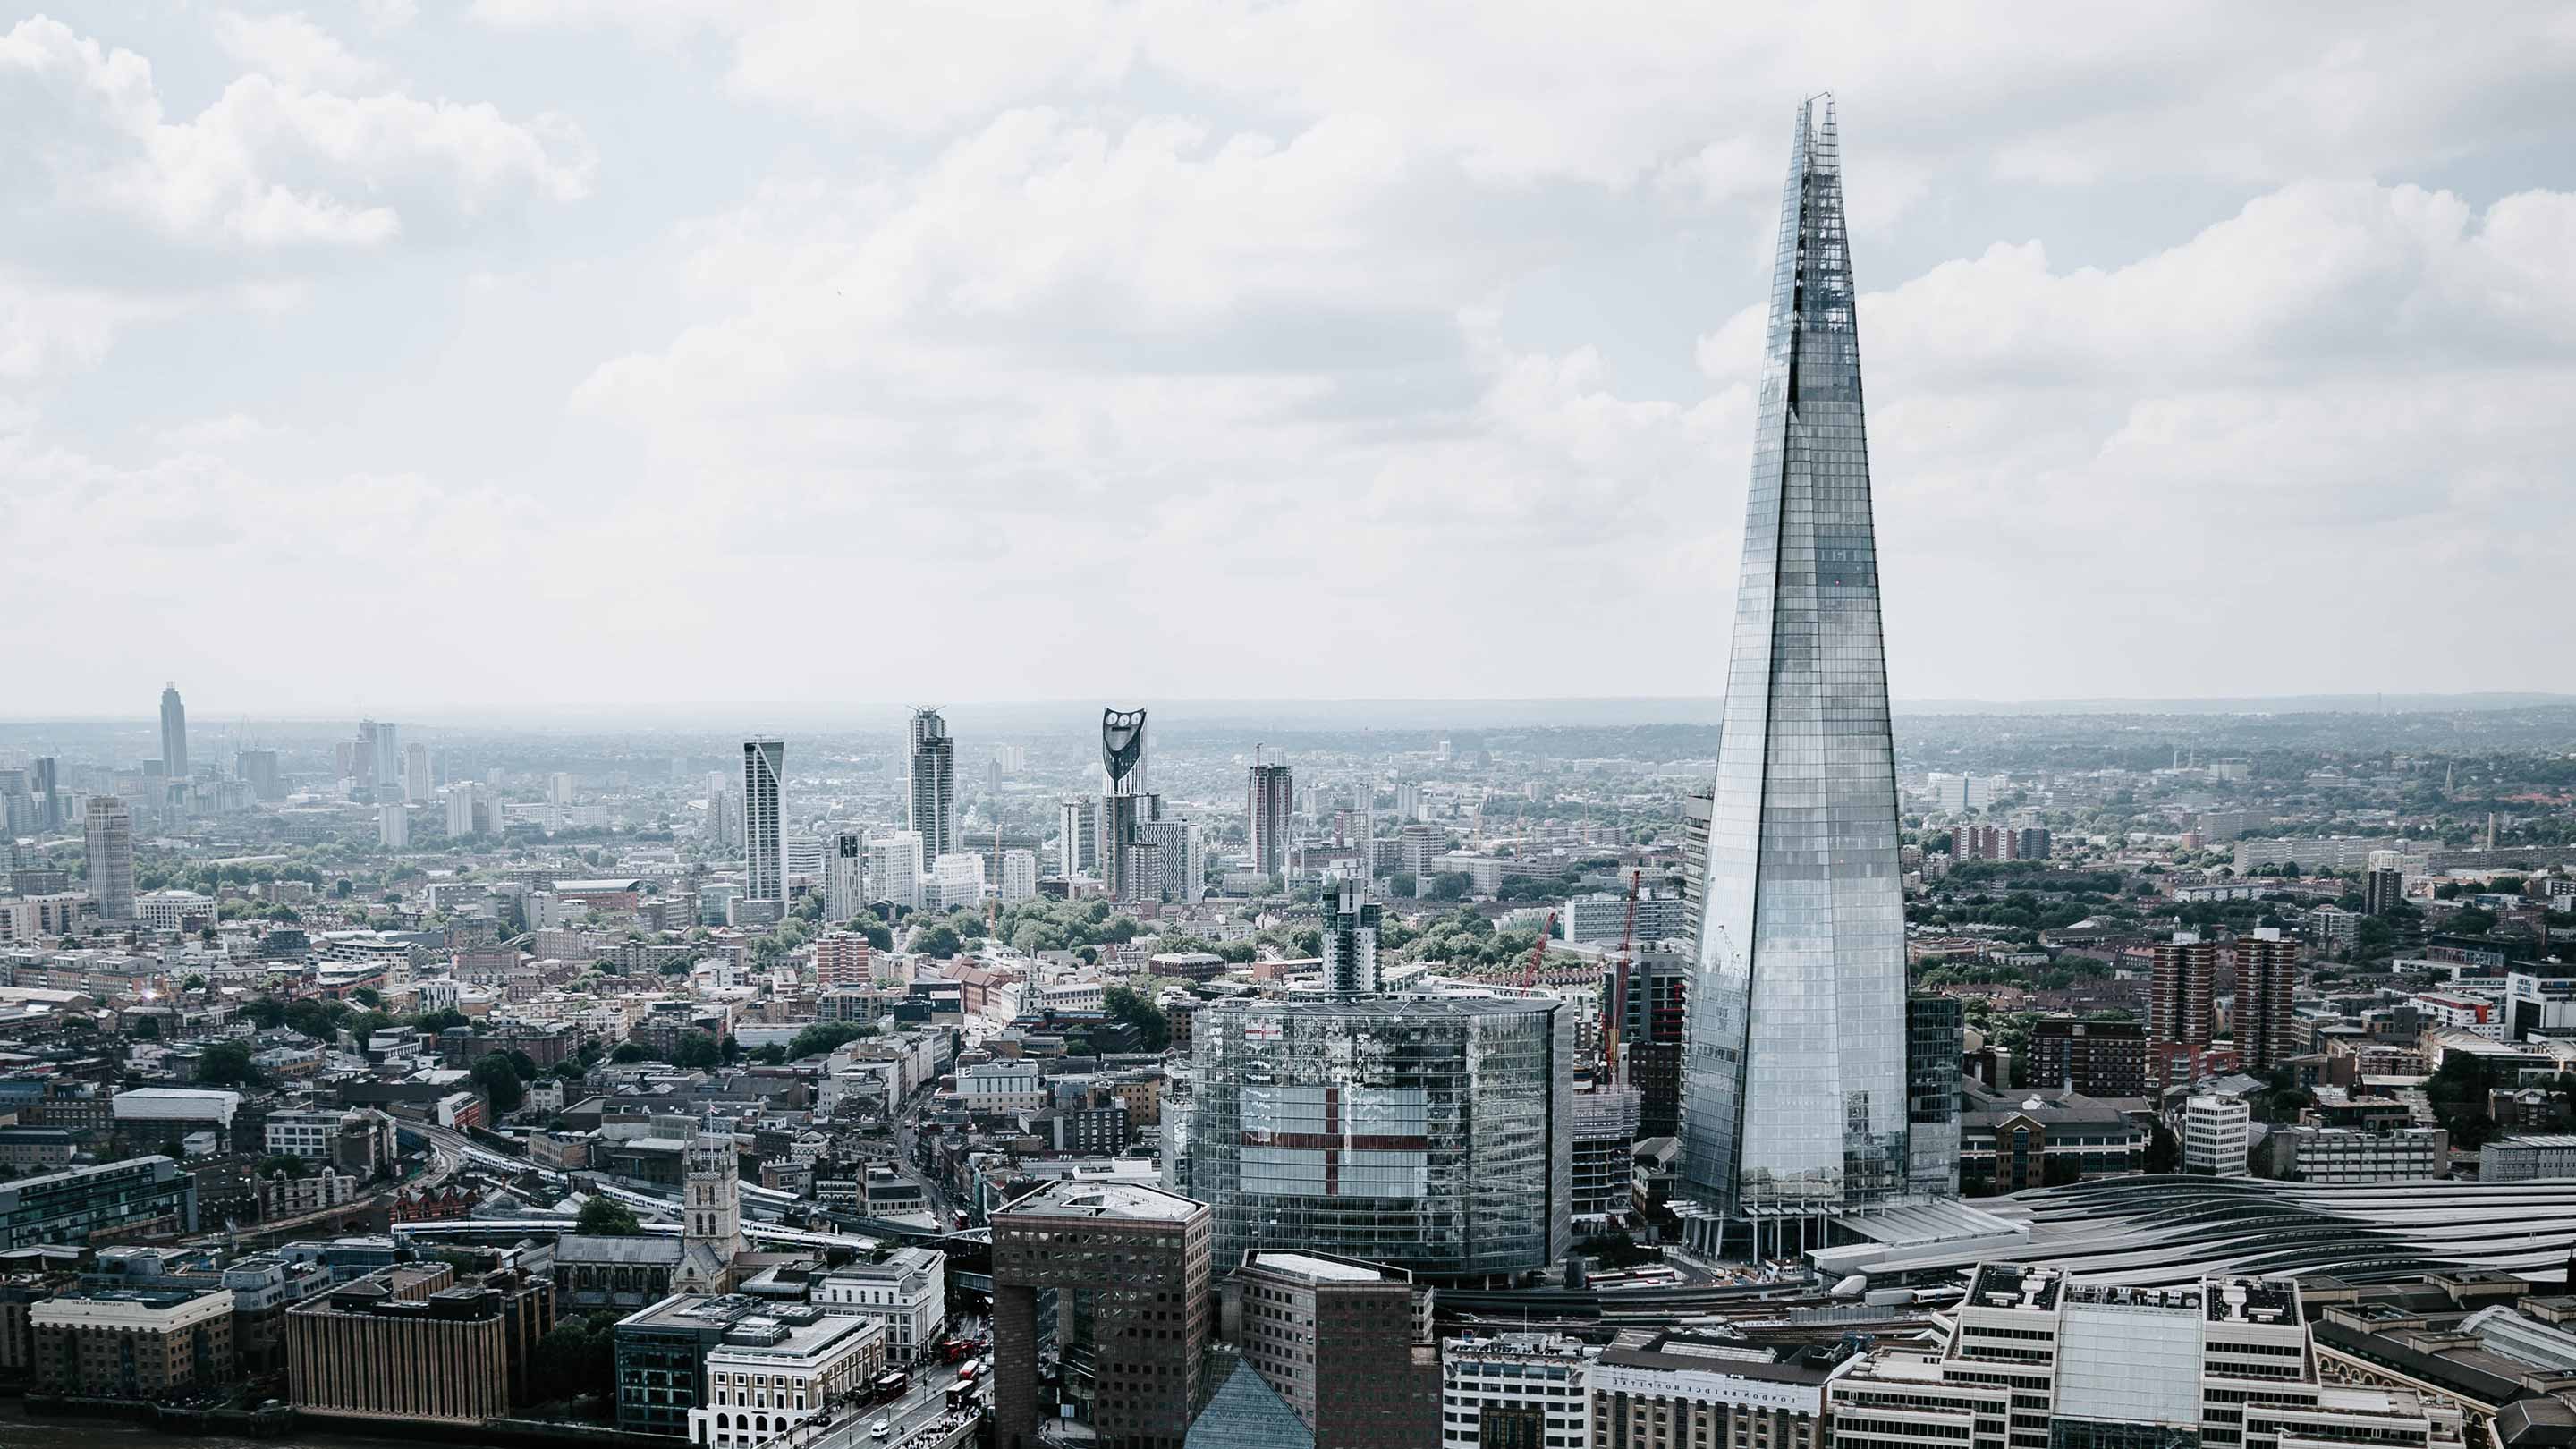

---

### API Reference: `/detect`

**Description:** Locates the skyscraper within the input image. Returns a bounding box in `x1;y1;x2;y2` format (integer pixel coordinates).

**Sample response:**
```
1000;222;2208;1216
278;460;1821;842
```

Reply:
234;750;278;802
1098;708;1148;901
403;743;431;804
1321;876;1381;994
2149;932;2217;1051
158;683;188;781
30;757;60;831
86;796;135;921
1678;96;1912;1233
906;709;954;864
1055;795;1097;877
741;737;784;911
1247;761;1293;877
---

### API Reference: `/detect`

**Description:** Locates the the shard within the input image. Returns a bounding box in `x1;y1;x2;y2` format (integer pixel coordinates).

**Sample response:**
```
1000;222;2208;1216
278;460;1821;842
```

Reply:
1678;95;1911;1228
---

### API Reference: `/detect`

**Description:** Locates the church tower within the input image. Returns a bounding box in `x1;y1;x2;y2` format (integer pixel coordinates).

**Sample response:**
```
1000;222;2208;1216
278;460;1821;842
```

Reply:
673;1130;745;1294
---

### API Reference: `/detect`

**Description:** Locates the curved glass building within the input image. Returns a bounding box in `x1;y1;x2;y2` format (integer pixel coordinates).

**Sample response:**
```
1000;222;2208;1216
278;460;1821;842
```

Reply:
1185;996;1571;1284
1678;95;1911;1225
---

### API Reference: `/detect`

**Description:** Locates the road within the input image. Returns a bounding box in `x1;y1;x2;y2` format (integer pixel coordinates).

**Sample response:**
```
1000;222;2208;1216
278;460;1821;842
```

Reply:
889;1082;962;1228
808;1360;990;1449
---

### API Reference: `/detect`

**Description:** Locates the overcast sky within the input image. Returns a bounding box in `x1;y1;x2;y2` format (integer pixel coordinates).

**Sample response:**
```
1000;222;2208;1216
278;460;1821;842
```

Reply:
6;4;2573;722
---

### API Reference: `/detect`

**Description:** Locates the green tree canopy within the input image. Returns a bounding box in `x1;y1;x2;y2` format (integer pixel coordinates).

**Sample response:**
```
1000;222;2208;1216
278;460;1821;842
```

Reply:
471;1053;526;1114
575;1198;642;1235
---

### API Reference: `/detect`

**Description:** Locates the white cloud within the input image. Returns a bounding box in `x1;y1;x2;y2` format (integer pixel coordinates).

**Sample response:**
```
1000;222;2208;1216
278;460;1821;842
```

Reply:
2;15;594;251
212;10;387;92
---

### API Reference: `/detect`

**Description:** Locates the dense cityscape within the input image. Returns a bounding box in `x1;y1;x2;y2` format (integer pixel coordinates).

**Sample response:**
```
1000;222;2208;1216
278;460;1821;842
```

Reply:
8;27;2576;1449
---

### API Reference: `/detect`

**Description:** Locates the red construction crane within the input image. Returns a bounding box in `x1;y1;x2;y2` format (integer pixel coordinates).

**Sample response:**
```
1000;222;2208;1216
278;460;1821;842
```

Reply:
1524;909;1556;987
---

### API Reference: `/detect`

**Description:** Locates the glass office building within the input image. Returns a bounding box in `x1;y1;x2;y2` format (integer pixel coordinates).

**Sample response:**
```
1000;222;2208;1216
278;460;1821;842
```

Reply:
1679;95;1912;1219
1185;997;1570;1283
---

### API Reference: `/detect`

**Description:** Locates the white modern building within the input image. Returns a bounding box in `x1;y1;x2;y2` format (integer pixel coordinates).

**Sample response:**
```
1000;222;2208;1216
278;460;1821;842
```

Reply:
1440;1332;1592;1449
812;1247;945;1364
954;1061;1046;1116
2183;1094;2250;1177
999;849;1038;904
867;834;922;913
928;852;985;914
823;831;868;921
377;802;409;849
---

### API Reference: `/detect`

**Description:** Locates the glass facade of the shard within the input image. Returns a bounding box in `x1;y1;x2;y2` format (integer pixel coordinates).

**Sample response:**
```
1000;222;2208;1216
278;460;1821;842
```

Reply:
1678;96;1911;1216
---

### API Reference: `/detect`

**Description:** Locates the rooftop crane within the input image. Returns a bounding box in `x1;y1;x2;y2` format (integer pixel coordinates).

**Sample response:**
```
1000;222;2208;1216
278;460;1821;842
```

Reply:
1524;909;1556;987
1604;867;1641;1085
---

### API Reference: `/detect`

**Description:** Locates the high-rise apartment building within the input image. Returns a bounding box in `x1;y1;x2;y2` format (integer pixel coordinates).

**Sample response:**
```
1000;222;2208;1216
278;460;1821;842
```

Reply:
1905;996;1964;1199
1320;877;1380;995
867;832;921;912
1136;816;1202;902
377;802;409;850
403;743;431;803
1247;763;1293;877
741;738;784;909
992;1182;1209;1449
2234;928;2300;1073
824;830;868;921
999;848;1038;903
30;756;60;830
84;796;136;921
1056;796;1097;877
362;720;398;802
2364;862;2407;916
2149;932;2217;1054
906;710;954;864
1221;1250;1437;1449
1678;96;1911;1237
158;682;188;781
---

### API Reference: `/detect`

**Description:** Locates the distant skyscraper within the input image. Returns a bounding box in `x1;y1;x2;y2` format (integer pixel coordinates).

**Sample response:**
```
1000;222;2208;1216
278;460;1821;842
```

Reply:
1678;96;1913;1233
1248;763;1292;877
1055;796;1097;876
1098;708;1148;899
741;738;784;906
377;802;409;850
86;796;135;921
824;830;868;920
403;743;431;803
234;750;279;802
158;683;188;781
30;757;60;831
907;709;954;864
2149;932;2217;1052
1322;876;1381;995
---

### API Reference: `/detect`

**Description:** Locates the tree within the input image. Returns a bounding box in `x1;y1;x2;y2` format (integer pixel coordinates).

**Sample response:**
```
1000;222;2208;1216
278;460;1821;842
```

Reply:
670;1032;724;1070
1103;985;1171;1052
787;1022;872;1060
506;1049;540;1081
915;922;965;960
472;1053;526;1114
527;1311;621;1419
575;1197;642;1236
2145;1123;2182;1174
609;1042;650;1063
198;1039;263;1087
1425;871;1474;902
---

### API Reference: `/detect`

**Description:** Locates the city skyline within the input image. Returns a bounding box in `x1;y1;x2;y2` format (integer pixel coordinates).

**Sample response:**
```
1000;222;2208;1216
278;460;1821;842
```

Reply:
5;9;2571;715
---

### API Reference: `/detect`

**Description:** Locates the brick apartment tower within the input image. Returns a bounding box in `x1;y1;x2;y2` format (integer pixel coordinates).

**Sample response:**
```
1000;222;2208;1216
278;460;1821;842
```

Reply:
2233;929;2301;1073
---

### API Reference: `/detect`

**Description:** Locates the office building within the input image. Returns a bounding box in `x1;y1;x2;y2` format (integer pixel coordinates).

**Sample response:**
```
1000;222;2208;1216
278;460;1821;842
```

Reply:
2184;1094;2251;1177
1958;1082;2148;1194
741;738;784;911
1319;877;1380;995
823;830;868;920
2149;932;2217;1055
1561;892;1691;945
2028;1017;2148;1098
1057;795;1098;877
158;682;188;781
907;709;954;865
0;1156;195;1250
1905;996;1963;1198
31;1285;233;1399
867;832;922;912
1927;771;2008;814
1824;1266;2445;1449
1618;951;1690;1140
287;1263;554;1425
614;1293;767;1438
378;801;409;849
2479;1134;2576;1182
2234;928;2300;1073
1222;1251;1436;1449
356;719;397;801
1571;1087;1642;1223
1586;1330;1856;1449
1247;762;1293;878
1440;1333;1592;1449
688;1305;885;1449
29;755;59;829
1186;996;1572;1282
85;795;135;921
2262;1124;2447;1183
993;1181;1211;1449
1678;98;1911;1236
999;848;1038;904
812;1247;945;1365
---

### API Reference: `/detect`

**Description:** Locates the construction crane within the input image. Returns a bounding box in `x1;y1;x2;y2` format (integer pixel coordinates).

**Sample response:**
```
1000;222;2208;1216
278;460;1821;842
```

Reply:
1604;867;1642;1085
987;816;1004;931
1523;909;1556;988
